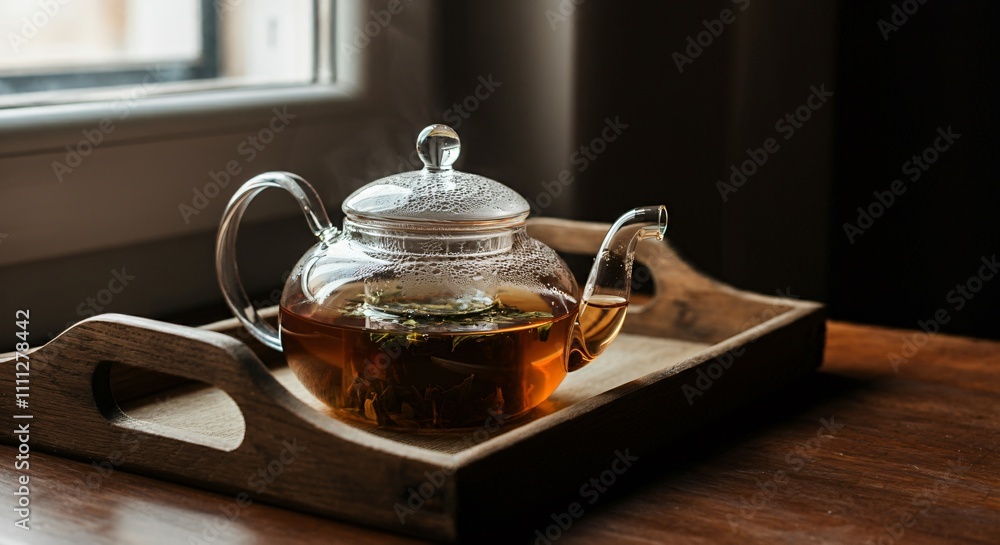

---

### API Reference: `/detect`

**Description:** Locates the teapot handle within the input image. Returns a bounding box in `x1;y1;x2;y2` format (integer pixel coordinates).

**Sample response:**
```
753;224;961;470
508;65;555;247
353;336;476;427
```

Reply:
215;172;336;351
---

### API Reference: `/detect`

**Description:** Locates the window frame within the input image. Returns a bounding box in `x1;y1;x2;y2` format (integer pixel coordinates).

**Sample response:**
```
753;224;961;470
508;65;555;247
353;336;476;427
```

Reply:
0;0;356;157
0;0;433;267
0;0;220;97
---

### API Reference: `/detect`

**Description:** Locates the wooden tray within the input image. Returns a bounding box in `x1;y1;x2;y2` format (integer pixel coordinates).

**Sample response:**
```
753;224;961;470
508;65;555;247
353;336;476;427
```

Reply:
0;219;824;543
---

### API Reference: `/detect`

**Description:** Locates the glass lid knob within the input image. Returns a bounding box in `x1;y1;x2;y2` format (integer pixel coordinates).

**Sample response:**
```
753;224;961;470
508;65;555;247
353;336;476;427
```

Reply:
416;124;461;170
342;123;530;223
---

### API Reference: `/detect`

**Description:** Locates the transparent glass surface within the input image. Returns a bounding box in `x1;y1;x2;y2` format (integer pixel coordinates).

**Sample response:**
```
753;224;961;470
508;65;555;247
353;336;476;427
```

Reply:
216;125;668;430
342;125;531;224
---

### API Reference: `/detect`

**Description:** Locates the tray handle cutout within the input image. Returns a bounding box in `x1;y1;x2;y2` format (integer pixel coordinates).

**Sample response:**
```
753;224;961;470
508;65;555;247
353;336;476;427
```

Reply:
91;360;247;452
10;314;304;465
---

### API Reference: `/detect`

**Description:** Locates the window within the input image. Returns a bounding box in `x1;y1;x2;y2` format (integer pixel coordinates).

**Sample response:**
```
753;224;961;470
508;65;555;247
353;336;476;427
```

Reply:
0;0;432;347
0;0;325;107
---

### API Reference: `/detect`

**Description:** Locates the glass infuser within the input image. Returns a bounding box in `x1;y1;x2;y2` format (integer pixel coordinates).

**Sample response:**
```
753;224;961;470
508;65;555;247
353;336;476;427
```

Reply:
216;124;667;429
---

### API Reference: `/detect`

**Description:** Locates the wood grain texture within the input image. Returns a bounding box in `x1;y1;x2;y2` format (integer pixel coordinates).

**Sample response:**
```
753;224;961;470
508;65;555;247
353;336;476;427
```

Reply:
516;321;1000;545
0;446;426;545
0;314;461;540
0;219;825;542
0;322;995;544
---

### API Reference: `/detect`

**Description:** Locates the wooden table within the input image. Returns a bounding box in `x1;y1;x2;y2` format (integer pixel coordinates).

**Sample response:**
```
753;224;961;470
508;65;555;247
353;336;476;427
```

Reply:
1;321;997;544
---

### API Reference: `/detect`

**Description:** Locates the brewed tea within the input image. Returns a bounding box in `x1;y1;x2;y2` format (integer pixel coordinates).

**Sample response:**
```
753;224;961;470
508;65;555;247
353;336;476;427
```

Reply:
280;286;575;429
572;294;629;362
215;127;666;433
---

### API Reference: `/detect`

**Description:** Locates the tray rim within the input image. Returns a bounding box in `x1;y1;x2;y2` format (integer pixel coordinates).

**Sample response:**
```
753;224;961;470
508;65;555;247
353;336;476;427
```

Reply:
191;247;822;466
451;299;823;466
0;217;827;542
191;296;822;467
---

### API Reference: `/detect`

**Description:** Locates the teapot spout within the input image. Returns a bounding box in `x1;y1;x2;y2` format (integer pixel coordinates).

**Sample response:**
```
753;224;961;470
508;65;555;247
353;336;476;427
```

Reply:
569;205;668;371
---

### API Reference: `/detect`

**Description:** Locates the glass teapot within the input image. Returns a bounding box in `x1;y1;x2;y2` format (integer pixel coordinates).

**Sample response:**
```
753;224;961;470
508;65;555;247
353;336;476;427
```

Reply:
217;124;667;430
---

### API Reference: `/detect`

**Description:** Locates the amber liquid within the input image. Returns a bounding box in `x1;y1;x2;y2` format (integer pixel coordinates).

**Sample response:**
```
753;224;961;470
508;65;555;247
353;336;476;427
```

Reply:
280;288;575;429
568;294;629;371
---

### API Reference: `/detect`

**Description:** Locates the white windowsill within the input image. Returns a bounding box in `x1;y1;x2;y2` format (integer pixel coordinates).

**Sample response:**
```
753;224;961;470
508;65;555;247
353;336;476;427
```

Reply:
0;81;370;159
0;0;435;268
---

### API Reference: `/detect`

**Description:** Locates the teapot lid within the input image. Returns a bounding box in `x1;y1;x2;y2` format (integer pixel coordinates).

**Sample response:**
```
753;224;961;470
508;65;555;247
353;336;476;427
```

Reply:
342;124;530;225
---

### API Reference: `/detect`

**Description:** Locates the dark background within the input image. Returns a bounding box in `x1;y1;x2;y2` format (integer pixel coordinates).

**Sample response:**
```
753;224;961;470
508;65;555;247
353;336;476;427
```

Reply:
831;0;998;339
4;0;995;346
440;0;998;340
